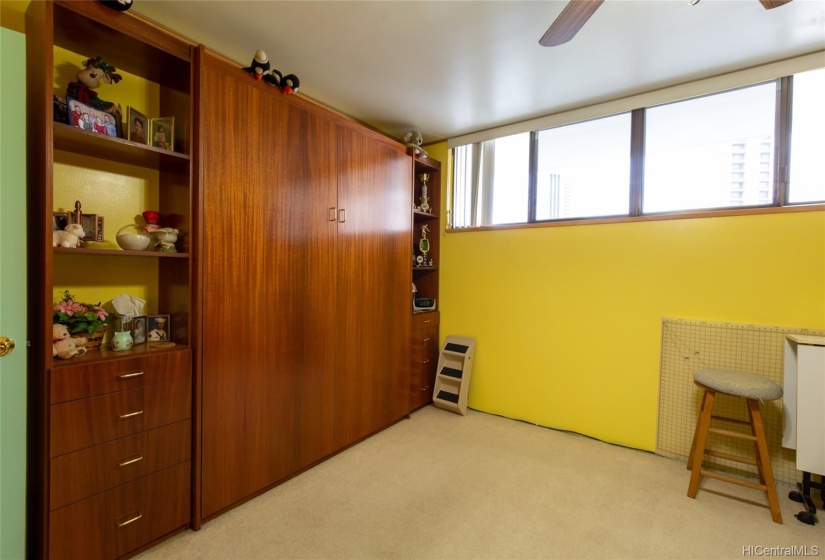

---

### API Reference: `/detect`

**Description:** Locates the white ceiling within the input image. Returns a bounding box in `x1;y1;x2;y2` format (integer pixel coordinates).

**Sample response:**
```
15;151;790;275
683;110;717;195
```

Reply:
133;0;825;144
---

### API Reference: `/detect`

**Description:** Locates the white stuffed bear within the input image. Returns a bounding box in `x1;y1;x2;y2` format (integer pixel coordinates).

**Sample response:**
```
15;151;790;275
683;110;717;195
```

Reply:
53;223;85;248
53;324;87;360
403;130;428;157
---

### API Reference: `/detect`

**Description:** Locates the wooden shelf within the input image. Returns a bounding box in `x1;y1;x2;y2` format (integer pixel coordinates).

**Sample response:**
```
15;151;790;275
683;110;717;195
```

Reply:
413;265;438;271
54;247;189;258
414;210;439;219
53;123;190;168
52;343;190;369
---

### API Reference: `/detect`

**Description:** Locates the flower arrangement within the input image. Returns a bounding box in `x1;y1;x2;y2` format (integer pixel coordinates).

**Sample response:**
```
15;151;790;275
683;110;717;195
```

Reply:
53;290;112;336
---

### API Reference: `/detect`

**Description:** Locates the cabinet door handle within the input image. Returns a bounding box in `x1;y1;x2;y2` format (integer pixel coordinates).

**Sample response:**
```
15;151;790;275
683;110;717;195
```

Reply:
328;207;336;221
338;209;346;223
420;359;430;364
421;338;431;342
118;410;144;419
116;512;143;528
118;371;144;379
118;455;144;467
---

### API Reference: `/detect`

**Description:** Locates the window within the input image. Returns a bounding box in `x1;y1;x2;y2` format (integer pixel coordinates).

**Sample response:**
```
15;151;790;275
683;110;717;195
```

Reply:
535;114;631;220
643;83;776;213
450;67;823;229
788;67;825;204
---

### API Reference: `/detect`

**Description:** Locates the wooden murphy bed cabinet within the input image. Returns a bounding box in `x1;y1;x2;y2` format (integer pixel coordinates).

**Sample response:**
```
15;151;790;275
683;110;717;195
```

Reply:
198;52;412;519
26;1;197;557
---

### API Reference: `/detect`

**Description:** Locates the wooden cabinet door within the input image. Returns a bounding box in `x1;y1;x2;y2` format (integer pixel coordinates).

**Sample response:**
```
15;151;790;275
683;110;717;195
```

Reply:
200;56;337;519
334;127;412;449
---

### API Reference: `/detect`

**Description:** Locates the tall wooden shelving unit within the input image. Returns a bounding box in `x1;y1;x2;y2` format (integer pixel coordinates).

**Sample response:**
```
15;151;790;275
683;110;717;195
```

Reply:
410;152;441;412
26;2;198;557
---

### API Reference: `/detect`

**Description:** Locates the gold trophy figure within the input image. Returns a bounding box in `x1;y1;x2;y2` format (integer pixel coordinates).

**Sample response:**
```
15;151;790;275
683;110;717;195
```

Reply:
419;173;431;213
418;224;430;266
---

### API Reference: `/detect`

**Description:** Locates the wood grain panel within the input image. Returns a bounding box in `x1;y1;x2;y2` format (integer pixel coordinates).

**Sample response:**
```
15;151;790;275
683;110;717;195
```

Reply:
50;349;191;403
50;377;191;457
334;127;412;449
49;463;190;560
50;421;190;510
200;55;337;519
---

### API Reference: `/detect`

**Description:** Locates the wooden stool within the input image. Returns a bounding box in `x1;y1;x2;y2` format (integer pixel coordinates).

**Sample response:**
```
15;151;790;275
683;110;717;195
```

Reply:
686;369;784;523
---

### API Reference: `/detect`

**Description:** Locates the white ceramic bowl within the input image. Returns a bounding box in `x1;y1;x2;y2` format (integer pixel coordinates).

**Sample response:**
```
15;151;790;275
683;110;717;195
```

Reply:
116;225;151;251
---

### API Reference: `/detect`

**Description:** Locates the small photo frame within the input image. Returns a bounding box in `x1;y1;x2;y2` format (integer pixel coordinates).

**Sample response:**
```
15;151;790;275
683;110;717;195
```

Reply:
149;117;174;151
148;315;171;342
67;97;121;138
127;106;148;145
54;211;104;242
131;315;147;345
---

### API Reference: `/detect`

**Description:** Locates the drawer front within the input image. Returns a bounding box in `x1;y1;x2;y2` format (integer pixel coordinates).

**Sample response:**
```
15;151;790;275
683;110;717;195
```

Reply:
410;325;438;410
50;377;191;457
412;311;439;331
51;349;192;404
50;421;191;510
49;463;191;560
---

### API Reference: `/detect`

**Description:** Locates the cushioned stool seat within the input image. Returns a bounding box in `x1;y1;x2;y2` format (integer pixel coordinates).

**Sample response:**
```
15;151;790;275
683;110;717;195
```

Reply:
687;369;783;523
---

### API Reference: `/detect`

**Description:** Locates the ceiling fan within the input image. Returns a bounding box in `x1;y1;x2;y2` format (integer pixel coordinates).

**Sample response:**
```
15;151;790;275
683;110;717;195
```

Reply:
539;0;794;47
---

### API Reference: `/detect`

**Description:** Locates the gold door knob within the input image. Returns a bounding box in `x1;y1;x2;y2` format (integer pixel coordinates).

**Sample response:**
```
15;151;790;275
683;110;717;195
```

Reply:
0;337;15;357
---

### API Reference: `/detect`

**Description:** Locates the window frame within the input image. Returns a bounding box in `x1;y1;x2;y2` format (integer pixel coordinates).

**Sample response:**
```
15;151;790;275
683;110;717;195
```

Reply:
448;73;824;232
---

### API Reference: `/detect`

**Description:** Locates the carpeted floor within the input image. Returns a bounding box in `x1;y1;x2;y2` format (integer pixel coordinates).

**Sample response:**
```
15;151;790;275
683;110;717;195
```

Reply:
137;406;823;560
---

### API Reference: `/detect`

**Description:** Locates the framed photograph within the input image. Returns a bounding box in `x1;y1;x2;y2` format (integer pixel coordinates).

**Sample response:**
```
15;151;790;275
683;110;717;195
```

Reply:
67;97;121;138
127;106;148;145
131;315;147;345
149;117;174;151
52;212;68;231
148;315;171;342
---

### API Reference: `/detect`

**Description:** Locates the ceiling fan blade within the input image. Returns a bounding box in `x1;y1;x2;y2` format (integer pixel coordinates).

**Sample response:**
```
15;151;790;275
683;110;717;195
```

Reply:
759;0;793;8
539;0;605;47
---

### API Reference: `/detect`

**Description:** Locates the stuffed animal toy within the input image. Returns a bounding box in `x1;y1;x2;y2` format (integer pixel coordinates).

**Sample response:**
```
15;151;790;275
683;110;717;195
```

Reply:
281;74;300;95
404;130;428;157
263;69;283;88
65;56;122;112
53;223;86;248
242;50;270;81
53;324;87;360
99;0;133;11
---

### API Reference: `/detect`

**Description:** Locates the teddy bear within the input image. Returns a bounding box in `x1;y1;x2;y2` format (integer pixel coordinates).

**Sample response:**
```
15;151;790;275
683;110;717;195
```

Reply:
53;223;86;248
65;56;122;112
403;130;428;157
53;324;87;360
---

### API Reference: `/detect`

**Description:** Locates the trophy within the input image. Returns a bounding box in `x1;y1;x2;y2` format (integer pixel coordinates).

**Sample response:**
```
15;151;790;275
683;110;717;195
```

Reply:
418;224;430;266
419;173;431;213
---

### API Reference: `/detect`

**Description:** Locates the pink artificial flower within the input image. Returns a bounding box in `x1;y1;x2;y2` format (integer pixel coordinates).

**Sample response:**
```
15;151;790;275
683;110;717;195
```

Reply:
94;307;108;321
55;300;85;316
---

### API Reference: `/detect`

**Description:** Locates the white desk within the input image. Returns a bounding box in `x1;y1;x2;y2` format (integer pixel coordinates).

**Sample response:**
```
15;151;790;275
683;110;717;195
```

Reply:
782;334;825;476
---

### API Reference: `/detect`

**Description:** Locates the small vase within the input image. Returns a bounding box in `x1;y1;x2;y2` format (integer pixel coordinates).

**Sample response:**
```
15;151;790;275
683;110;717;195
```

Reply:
111;331;133;352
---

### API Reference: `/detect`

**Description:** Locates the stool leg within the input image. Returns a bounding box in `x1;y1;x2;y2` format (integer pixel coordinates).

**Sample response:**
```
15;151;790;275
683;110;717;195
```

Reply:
688;389;716;498
748;399;782;524
747;401;766;486
687;389;708;471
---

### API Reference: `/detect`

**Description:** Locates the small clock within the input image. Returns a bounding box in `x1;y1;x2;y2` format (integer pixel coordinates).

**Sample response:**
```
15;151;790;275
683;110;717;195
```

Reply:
413;298;436;311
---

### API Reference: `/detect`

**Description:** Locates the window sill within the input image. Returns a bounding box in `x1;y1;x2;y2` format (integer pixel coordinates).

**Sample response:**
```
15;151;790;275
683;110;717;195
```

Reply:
446;203;825;233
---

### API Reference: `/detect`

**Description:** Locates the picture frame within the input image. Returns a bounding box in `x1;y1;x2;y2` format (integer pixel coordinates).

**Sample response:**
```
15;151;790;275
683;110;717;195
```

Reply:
149;117;174;151
131;315;147;345
54;211;104;242
67;97;121;138
147;315;171;342
126;106;148;145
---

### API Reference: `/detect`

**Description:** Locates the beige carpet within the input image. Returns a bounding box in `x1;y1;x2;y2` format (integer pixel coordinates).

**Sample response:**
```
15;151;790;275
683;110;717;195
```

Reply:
137;407;823;560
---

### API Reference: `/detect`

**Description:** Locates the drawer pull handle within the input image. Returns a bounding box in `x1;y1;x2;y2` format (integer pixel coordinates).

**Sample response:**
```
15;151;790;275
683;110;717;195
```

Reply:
118;371;144;379
420;359;430;364
118;455;144;467
116;512;143;528
421;338;431;342
423;319;431;324
118;410;144;419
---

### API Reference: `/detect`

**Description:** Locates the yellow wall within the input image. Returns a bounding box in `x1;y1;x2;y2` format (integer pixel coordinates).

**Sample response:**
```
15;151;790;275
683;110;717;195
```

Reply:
431;142;825;450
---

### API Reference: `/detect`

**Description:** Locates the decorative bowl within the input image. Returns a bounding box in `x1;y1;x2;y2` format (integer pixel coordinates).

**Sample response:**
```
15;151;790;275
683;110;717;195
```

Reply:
116;224;151;251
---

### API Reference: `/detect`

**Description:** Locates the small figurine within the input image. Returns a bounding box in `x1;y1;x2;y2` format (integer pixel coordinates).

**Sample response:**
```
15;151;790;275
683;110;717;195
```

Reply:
151;227;179;252
419;173;431;213
404;130;428;157
142;210;161;232
65;56;122;112
99;0;133;11
242;50;270;81
53;223;85;248
281;74;300;95
53;324;87;360
263;69;283;88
